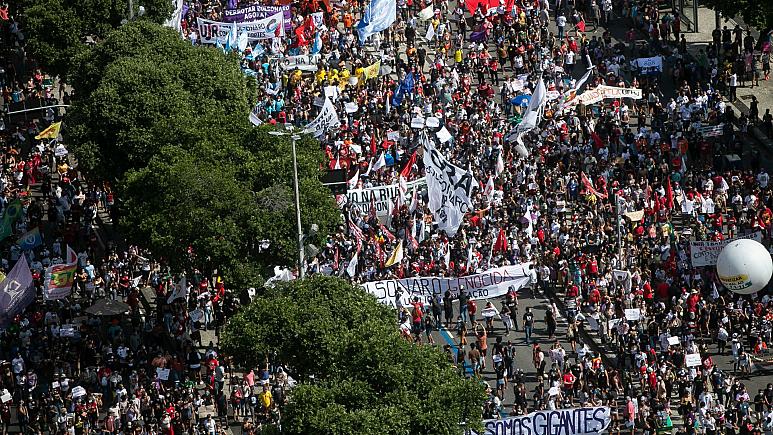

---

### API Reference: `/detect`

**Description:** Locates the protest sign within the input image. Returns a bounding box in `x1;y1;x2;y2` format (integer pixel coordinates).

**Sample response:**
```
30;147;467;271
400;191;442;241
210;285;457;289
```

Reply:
60;324;77;337
0;391;10;403
223;4;292;32
303;97;340;137
575;85;642;105
624;308;641;321
156;367;171;381
473;406;612;435
633;56;663;74
423;134;476;237
685;353;702;367
346;178;426;222
690;232;763;267
71;386;86;399
697;123;725;138
362;264;531;307
667;336;680;346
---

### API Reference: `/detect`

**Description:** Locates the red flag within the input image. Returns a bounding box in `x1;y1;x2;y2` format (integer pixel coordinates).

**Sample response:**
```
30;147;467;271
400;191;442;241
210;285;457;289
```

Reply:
408;231;419;250
0;6;8;21
400;151;417;178
653;191;661;214
590;131;603;149
320;0;332;12
493;228;508;253
370;133;377;155
666;178;675;210
580;172;608;199
576;20;586;33
381;138;391;150
333;247;340;270
375;239;386;267
295;17;315;46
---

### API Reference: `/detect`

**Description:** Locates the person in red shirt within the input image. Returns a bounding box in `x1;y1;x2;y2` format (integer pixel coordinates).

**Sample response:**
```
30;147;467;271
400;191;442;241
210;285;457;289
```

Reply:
411;298;424;334
562;370;576;399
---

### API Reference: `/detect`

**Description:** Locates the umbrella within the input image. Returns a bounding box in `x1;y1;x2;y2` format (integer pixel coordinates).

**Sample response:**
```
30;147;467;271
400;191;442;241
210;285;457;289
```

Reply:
510;95;531;106
85;298;130;316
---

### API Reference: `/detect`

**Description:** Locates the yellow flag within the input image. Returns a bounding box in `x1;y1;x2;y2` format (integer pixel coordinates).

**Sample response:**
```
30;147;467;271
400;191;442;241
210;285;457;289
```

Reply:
362;61;381;80
385;240;403;268
35;122;62;140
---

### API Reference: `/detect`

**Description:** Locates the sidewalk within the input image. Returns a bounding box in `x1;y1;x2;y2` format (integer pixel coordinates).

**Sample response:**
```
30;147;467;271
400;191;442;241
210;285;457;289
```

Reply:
682;6;773;119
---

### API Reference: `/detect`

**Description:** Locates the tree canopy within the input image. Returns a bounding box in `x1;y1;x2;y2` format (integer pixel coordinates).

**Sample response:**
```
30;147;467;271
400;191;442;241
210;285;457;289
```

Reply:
221;276;486;435
66;21;255;181
19;0;174;79
702;0;773;32
64;21;339;287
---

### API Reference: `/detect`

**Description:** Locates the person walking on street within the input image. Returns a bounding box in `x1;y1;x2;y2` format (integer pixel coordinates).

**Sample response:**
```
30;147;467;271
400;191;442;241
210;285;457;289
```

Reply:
523;307;535;344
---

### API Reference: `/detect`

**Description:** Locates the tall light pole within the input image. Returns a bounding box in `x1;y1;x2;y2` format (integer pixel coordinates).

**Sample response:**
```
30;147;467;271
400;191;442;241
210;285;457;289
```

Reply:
269;131;305;278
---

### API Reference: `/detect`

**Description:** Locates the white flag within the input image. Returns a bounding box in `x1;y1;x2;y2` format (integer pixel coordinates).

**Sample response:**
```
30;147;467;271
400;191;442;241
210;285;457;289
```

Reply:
372;152;386;172
496;152;505;176
164;0;184;32
348;169;360;189
422;133;475;237
484;175;495;203
167;276;187;304
417;4;434;19
425;24;436;41
409;187;419;214
346;249;359;277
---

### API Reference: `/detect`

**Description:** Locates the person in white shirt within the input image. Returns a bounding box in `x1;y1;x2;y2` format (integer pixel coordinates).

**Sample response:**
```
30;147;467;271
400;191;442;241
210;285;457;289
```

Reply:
758;170;769;188
557;14;567;39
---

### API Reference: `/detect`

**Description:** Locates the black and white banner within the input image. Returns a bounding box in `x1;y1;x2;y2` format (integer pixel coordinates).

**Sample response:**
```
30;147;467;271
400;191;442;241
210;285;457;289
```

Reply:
422;134;476;237
474;407;612;435
303;97;340;137
690;232;763;267
345;178;425;220
361;264;531;307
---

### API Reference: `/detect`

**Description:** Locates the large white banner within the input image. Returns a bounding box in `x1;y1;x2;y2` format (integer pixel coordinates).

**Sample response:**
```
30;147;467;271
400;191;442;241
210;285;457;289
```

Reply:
362;264;531;307
345;178;425;220
197;18;235;45
236;13;285;40
474;407;612;435
690;232;764;267
198;14;284;44
576;85;643;105
303;97;340;137
423;135;476;237
273;54;324;71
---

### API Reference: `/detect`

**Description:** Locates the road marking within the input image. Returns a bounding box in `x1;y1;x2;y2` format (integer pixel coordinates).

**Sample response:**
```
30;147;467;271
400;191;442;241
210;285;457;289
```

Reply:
439;326;473;376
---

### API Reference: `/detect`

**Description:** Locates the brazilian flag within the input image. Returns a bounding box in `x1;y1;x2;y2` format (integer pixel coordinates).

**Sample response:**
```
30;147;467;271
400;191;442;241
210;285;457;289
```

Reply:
0;200;23;242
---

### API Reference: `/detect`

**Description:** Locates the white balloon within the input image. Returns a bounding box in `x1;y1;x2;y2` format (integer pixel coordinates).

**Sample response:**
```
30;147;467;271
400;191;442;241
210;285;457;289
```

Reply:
716;239;773;294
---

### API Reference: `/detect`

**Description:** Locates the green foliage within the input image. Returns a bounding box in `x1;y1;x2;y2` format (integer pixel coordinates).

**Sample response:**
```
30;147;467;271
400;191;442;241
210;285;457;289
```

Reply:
703;0;773;32
221;276;486;435
66;21;254;181
20;0;174;79
64;21;336;287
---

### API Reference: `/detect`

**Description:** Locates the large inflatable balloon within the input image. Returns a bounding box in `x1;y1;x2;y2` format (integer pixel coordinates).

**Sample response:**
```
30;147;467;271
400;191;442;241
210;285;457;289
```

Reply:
716;239;773;294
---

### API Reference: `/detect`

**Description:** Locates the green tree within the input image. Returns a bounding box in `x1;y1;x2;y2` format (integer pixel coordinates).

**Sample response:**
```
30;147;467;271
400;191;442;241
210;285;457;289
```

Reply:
66;21;255;182
20;0;174;79
702;0;773;31
221;276;486;435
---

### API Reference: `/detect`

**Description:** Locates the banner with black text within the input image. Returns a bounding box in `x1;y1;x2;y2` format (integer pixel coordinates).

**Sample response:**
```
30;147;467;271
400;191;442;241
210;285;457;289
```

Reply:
361;264;531;307
473;406;612;435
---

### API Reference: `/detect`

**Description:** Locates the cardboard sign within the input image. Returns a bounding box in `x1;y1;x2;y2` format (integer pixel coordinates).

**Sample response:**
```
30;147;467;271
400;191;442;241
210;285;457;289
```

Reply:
156;367;170;381
71;386;86;399
624;308;641;321
667;336;680;346
685;353;702;367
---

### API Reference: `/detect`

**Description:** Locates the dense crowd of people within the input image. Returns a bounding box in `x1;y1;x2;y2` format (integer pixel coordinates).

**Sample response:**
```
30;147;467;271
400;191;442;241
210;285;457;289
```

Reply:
3;0;773;433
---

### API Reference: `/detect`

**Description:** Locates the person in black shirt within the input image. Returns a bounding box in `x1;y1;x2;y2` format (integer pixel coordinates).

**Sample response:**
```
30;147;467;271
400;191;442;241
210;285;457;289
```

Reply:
523;307;535;344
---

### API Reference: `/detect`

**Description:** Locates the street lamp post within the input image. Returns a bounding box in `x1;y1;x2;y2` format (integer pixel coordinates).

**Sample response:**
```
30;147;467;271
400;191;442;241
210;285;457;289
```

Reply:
269;131;305;279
